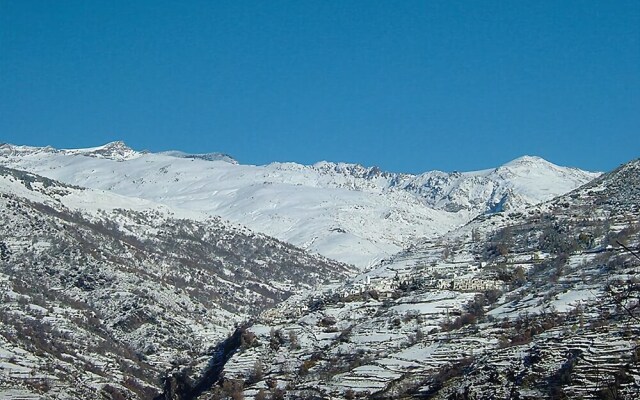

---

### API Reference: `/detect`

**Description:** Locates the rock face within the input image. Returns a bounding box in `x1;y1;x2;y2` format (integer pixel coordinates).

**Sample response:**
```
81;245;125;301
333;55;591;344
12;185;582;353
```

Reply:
0;142;599;268
209;159;640;400
0;166;351;399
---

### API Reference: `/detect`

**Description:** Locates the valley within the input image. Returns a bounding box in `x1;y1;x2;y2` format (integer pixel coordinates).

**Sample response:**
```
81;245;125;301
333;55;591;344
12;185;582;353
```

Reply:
0;143;637;399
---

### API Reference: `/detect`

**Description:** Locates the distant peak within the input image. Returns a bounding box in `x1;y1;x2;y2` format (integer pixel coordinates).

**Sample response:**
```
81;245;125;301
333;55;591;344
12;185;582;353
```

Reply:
311;161;394;180
63;140;139;161
503;155;550;167
101;140;129;149
0;142;58;156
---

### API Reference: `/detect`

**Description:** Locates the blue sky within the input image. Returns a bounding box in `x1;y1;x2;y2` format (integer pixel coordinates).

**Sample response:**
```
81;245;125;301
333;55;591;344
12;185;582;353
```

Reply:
1;1;638;173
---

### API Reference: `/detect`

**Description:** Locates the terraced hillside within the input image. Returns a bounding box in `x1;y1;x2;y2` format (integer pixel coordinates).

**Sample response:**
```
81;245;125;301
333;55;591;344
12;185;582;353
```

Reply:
203;159;640;399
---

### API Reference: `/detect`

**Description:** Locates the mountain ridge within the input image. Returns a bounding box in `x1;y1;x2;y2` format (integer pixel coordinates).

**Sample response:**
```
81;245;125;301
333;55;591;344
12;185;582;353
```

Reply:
0;141;600;268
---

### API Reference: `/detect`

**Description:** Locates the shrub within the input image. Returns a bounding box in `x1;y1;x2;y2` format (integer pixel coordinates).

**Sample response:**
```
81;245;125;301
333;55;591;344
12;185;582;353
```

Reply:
246;360;264;385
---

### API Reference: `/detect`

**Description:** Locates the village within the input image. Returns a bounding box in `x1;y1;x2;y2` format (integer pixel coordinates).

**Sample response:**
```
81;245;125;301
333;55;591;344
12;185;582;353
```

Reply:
261;259;510;323
338;261;507;299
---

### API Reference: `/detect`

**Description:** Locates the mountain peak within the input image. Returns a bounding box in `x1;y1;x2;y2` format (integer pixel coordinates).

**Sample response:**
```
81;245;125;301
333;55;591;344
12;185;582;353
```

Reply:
90;140;133;154
65;141;139;161
101;140;129;149
0;142;58;156
502;155;551;168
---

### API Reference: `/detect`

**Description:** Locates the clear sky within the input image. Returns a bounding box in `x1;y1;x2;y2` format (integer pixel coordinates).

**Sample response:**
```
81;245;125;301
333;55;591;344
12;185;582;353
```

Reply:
1;1;638;173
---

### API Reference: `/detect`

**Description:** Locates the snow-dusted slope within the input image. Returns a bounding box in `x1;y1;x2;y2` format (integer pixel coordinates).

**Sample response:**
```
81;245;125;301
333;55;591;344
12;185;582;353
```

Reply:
405;155;599;213
0;166;351;398
0;142;599;268
209;158;640;400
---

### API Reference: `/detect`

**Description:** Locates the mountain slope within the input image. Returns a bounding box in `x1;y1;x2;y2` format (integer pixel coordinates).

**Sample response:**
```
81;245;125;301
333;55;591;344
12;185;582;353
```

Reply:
0;166;352;398
208;158;639;399
405;155;598;212
0;142;599;268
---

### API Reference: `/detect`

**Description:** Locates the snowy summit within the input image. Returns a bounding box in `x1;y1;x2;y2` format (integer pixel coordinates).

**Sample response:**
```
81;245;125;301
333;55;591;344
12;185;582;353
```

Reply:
0;142;599;268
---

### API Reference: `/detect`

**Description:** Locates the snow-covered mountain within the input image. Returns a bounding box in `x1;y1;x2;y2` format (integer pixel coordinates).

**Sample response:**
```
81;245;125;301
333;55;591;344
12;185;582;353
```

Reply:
0;142;599;268
0;139;635;399
0;166;351;398
206;158;640;400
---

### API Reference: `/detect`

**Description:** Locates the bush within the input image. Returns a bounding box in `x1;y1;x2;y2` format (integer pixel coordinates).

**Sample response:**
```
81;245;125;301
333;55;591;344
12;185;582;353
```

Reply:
269;328;285;350
246;360;264;385
240;330;258;349
319;316;337;327
288;330;300;350
299;359;318;376
222;379;244;400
